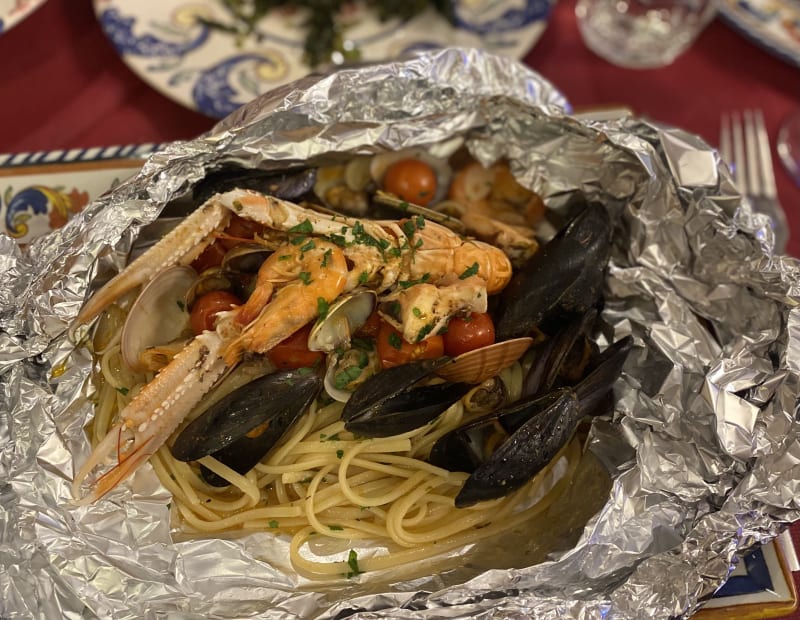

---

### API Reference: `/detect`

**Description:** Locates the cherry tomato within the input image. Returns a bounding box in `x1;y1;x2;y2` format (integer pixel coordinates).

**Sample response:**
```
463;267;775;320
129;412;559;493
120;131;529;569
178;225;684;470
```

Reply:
220;214;265;250
191;240;227;273
443;312;496;357
382;159;437;206
267;323;324;370
190;291;241;335
376;321;444;368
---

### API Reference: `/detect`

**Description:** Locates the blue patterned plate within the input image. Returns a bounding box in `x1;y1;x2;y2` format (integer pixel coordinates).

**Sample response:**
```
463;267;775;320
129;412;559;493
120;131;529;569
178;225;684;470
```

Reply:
0;144;157;245
0;0;47;34
719;0;800;68
91;0;555;119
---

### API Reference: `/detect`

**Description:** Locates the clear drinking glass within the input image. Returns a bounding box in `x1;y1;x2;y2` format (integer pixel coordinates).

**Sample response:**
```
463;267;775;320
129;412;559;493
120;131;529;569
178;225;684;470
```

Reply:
777;108;800;187
575;0;717;69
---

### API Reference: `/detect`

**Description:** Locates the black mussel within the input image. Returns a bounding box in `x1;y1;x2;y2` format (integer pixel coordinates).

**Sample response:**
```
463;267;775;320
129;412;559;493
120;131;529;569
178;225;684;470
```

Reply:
172;368;322;486
193;166;317;205
342;358;470;438
345;382;471;438
495;200;612;341
428;390;564;474
455;389;580;508
430;335;633;507
522;308;598;398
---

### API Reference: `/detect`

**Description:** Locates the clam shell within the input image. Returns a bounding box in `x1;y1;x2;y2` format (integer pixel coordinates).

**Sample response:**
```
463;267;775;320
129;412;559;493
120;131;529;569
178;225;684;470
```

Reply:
435;337;533;385
308;291;376;352
121;266;196;373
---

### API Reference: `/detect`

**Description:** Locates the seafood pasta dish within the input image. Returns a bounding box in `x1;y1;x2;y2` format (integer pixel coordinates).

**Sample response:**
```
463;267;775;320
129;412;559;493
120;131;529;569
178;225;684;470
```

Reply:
70;150;631;580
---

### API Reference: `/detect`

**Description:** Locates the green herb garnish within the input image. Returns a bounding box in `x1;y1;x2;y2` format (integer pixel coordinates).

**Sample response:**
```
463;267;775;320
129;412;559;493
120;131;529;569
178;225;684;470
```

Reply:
459;262;479;279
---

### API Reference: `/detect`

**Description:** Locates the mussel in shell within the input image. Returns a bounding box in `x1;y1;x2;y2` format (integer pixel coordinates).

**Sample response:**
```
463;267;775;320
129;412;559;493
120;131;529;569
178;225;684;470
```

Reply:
430;335;633;508
192;166;317;205
342;358;470;438
495;199;612;340
172;368;322;486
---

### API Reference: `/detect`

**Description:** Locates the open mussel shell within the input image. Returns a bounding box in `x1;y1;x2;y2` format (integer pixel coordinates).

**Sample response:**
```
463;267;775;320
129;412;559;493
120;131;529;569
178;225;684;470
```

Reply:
308;291;376;353
435;337;533;385
171;369;322;485
523;308;597;397
121;265;196;373
342;358;468;437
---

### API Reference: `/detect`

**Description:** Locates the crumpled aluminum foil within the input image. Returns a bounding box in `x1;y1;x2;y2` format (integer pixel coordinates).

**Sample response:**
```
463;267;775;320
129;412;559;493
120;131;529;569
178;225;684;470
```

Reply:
2;47;799;620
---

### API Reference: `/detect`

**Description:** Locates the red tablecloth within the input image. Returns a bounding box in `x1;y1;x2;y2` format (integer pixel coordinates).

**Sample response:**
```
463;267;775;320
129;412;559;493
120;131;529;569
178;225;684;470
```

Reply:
2;0;800;617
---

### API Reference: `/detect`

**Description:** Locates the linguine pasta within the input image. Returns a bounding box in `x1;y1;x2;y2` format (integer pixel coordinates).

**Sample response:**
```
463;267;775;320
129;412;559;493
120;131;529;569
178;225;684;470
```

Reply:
89;305;580;580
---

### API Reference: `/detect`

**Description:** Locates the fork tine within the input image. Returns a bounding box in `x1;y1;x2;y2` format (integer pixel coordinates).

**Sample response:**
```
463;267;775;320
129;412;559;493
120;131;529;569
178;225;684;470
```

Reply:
731;111;746;191
753;109;778;199
720;113;732;166
743;110;762;195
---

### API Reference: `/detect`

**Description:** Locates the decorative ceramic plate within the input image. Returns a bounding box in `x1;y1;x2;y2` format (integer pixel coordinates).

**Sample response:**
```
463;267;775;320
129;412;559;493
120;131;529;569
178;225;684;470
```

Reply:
91;0;555;119
0;0;47;34
0;144;157;245
719;0;800;68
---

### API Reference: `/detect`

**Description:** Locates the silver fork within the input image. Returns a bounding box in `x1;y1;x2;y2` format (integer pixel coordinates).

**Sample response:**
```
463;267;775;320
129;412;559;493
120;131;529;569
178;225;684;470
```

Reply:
720;110;789;253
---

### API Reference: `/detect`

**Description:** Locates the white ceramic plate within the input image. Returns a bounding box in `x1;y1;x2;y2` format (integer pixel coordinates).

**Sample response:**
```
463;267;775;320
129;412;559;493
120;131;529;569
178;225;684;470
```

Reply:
91;0;555;119
0;0;47;34
719;0;800;68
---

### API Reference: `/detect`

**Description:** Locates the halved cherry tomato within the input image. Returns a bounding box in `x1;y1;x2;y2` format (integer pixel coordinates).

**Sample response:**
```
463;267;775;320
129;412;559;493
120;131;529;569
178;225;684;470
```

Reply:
443;312;495;357
190;291;241;335
191;240;227;273
376;321;444;368
267;323;324;370
382;159;437;206
220;214;265;250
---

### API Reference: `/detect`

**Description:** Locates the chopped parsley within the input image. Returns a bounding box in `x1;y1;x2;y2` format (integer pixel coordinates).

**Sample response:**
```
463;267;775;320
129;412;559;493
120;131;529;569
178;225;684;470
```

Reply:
288;219;313;234
398;273;430;289
358;271;369;285
459;262;480;280
347;549;361;577
268;520;279;528
412;307;423;318
116;387;129;396
334;366;362;389
352;221;390;252
298;271;312;285
175;300;185;312
317;297;329;319
335;450;344;459
416;323;435;342
231;200;243;212
329;524;344;531
327;233;347;247
322;433;341;442
357;350;369;369
388;332;402;350
278;254;292;261
321;248;332;267
290;235;308;246
300;239;316;252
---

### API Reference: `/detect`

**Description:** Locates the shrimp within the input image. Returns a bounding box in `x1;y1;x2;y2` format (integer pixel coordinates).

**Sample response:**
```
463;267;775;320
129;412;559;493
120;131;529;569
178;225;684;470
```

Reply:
222;240;348;365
